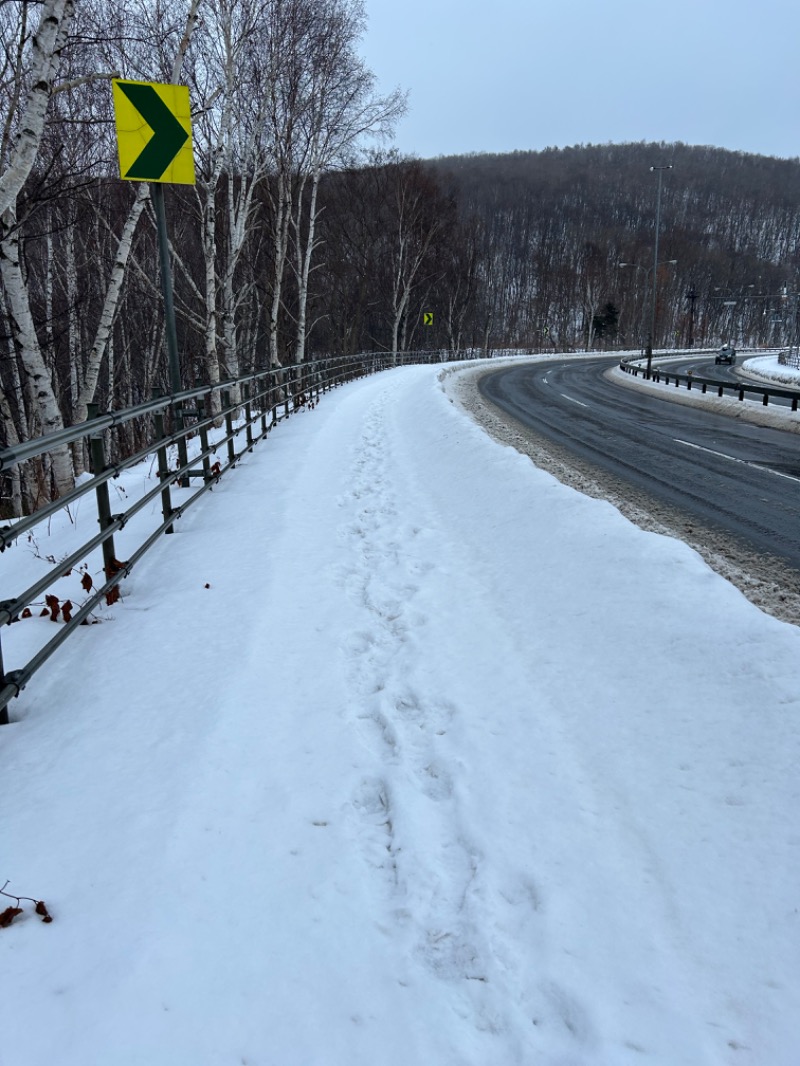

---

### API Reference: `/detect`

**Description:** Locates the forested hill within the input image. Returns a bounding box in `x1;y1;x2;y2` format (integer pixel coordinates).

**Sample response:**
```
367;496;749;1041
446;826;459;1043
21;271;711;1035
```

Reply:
417;142;800;353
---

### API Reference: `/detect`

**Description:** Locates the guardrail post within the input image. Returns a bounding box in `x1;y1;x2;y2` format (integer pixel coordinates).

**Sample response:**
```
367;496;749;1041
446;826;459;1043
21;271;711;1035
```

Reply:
259;380;268;435
0;638;9;724
223;390;235;465
175;401;189;487
153;399;175;533
87;403;119;575
763;392;769;406
244;384;254;450
196;399;211;482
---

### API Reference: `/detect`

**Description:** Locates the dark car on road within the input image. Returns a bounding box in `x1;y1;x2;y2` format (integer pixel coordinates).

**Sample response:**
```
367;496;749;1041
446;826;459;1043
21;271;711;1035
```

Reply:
715;344;736;365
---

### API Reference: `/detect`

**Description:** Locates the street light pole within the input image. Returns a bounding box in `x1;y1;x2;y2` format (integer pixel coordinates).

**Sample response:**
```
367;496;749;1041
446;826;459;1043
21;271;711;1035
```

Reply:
647;164;673;376
620;258;677;357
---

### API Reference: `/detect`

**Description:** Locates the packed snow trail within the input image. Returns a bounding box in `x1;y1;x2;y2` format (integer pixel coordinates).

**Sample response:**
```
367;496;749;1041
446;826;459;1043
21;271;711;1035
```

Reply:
2;363;799;1065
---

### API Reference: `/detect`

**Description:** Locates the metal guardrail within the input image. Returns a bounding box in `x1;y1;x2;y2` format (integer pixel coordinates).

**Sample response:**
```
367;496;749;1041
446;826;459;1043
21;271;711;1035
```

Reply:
0;350;448;722
618;357;800;412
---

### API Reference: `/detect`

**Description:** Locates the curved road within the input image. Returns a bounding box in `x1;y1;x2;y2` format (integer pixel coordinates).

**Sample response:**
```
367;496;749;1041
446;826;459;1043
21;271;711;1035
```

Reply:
479;357;800;571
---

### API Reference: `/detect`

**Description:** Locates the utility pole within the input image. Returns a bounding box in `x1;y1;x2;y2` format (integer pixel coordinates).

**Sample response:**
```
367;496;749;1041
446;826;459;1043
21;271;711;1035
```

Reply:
647;164;673;376
686;284;697;348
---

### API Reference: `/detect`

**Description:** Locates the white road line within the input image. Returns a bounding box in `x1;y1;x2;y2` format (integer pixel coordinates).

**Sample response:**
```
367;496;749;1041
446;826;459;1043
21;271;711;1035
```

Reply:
750;463;800;484
674;438;746;464
674;438;800;483
561;393;588;408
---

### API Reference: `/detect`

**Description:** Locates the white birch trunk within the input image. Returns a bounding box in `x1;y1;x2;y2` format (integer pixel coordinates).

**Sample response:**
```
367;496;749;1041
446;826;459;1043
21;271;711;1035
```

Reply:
221;177;240;400
268;171;292;367
44;226;54;358
390;234;410;365
391;290;409;365
0;334;23;517
65;222;79;411
72;183;149;428
143;320;165;401
0;210;73;497
200;186;222;417
0;387;23;517
219;171;257;403
107;332;115;409
7;339;29;442
0;0;74;217
170;0;202;83
293;170;321;364
221;265;240;403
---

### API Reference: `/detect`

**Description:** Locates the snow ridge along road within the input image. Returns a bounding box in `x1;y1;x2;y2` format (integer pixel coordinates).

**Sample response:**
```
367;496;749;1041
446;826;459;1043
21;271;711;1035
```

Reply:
2;363;799;1065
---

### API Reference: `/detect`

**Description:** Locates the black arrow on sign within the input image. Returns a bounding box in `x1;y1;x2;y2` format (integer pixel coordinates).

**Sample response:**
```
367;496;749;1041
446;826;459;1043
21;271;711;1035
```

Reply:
117;82;189;181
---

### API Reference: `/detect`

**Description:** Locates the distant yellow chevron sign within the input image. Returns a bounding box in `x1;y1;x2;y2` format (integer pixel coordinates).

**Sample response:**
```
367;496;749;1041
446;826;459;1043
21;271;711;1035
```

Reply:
423;312;434;326
112;79;195;184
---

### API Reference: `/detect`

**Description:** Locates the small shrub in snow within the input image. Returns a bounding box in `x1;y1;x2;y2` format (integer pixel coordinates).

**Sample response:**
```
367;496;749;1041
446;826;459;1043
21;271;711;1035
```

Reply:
0;881;52;927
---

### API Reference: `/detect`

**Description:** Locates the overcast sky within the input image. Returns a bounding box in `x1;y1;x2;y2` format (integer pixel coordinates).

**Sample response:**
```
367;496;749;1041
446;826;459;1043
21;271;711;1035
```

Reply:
359;0;800;161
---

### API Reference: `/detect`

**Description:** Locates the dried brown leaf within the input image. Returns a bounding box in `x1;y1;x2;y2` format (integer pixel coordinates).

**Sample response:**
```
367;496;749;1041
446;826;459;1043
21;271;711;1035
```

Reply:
0;907;23;928
35;901;52;922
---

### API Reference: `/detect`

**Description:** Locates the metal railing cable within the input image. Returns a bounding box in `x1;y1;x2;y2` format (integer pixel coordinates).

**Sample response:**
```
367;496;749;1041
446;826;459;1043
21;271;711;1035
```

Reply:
618;356;800;410
0;349;452;722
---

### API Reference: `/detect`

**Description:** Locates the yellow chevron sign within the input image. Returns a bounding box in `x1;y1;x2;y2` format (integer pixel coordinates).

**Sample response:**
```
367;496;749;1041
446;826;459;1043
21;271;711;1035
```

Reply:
112;80;195;184
423;312;434;326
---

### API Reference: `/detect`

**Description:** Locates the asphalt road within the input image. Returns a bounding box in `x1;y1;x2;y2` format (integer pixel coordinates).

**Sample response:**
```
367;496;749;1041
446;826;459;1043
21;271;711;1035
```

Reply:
478;357;800;571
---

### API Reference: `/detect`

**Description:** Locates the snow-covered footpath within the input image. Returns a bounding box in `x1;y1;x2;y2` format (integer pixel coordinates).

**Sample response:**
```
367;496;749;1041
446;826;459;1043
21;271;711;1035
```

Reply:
2;362;799;1065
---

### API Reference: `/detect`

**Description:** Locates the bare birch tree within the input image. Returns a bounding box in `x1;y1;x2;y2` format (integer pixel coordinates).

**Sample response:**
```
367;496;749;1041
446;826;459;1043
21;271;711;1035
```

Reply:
379;160;447;362
0;0;77;498
289;0;405;363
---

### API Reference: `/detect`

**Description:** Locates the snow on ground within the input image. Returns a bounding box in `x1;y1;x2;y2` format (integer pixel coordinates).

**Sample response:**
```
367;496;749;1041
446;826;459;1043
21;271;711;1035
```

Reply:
741;353;800;387
2;361;800;1066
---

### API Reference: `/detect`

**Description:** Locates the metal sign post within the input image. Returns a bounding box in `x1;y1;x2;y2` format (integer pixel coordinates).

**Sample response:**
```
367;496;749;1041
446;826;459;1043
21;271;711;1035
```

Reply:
112;79;195;479
149;185;183;399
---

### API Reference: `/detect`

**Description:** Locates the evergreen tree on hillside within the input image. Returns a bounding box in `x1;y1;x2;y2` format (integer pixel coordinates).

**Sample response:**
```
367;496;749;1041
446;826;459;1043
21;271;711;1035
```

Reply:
592;302;619;344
